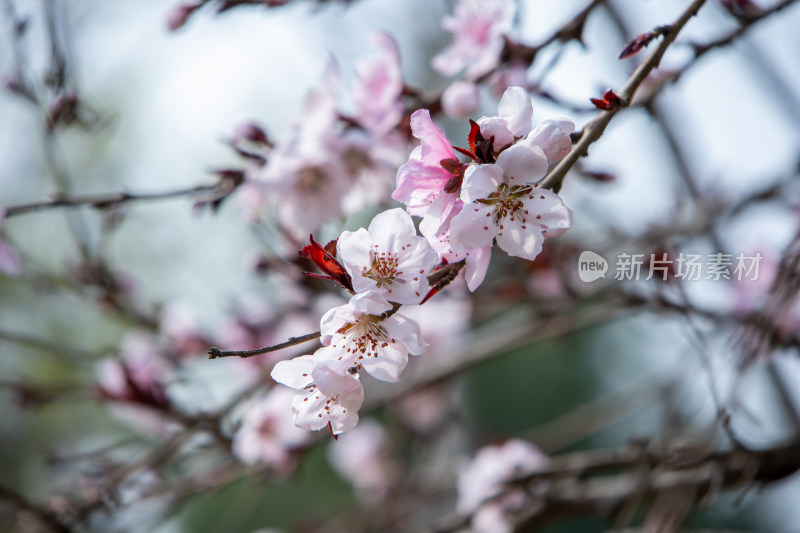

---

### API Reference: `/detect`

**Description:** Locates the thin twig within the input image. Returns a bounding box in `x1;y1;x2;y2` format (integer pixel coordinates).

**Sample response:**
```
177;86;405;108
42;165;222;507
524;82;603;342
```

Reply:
539;0;708;193
207;331;322;359
5;183;224;218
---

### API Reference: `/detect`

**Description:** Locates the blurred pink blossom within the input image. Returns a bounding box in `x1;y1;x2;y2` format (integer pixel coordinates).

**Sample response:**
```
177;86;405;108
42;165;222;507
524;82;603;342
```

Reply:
351;32;404;136
326;418;396;503
458;439;547;533
442;81;481;119
432;0;516;80
232;387;310;471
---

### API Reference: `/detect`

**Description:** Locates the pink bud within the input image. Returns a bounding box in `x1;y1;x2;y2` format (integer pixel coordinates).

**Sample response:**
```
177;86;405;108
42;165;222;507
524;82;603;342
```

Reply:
441;81;480;119
527;119;575;163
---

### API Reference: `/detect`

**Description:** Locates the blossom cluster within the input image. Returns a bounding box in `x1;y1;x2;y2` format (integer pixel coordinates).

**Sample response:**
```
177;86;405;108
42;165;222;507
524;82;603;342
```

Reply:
270;86;575;435
236;33;407;241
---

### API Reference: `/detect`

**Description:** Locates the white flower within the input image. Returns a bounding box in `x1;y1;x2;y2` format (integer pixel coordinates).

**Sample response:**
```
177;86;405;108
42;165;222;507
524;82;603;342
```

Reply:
527;118;575;163
338;208;438;304
271;354;364;435
458;439;547;533
232;387;310;468
318;292;427;382
448;141;572;261
477;86;534;152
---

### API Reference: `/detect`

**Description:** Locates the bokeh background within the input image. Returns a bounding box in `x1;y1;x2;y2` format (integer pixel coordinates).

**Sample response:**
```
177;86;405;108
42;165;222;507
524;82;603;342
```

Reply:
2;0;800;531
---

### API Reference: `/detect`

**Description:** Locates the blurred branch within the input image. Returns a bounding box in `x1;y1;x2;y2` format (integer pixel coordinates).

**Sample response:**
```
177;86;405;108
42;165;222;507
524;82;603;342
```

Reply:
432;438;800;533
5;181;229;218
0;483;72;533
635;0;800;109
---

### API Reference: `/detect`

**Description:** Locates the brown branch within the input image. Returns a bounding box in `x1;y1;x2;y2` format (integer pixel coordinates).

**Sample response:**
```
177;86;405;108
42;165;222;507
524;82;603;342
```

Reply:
5;182;225;218
431;438;800;533
0;483;72;533
538;0;708;193
207;331;322;359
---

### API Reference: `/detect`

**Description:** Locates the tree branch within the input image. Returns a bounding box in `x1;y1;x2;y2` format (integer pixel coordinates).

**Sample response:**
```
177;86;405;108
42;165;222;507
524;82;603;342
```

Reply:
538;0;708;193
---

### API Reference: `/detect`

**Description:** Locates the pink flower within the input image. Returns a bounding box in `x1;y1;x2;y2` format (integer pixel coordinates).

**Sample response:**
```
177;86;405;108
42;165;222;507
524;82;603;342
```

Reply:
232;387;310;469
393;109;461;218
243;62;348;239
442;81;481;119
458;439;547;533
0;207;21;276
337;209;438;304
449;141;572;261
318;292;427;382
270;354;364;435
432;0;516;80
351;32;404;136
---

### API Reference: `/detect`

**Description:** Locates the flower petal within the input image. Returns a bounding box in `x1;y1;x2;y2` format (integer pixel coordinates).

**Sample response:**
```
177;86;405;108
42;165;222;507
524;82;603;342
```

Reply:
496;216;544;260
271;355;315;390
383;313;427;355
495;141;548;185
449;203;497;252
497;86;533;137
461;164;503;204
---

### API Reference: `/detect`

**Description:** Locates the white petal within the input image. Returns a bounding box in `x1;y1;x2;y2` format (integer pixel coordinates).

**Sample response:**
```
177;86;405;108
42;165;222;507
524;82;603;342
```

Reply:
449;203;497;252
464;246;492;292
526;189;573;238
497;86;533;137
461;164;503;203
291;390;330;432
477;117;513;150
314;343;358;373
496;216;544;260
368;208;418;253
527;118;575;162
328;386;364;435
313;360;362;398
361;342;408;382
320;303;356;345
419;192;459;239
383;314;427;355
349;291;393;316
271;355;315;390
495;141;548;185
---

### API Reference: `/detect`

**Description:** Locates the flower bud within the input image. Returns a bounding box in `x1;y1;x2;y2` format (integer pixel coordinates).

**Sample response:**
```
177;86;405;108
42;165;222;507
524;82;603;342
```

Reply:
441;81;480;119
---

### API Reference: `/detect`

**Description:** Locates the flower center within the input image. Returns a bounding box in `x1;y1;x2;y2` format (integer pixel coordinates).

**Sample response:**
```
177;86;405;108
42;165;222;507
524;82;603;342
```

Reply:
337;318;390;361
364;251;401;287
478;182;532;224
296;166;328;194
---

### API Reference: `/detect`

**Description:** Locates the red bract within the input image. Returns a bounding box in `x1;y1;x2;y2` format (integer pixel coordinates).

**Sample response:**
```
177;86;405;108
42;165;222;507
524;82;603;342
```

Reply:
619;31;659;60
299;235;354;292
454;119;496;164
590;89;623;111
